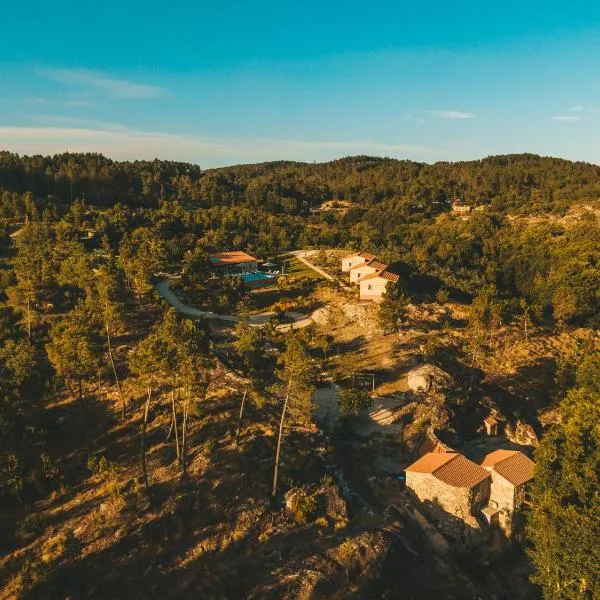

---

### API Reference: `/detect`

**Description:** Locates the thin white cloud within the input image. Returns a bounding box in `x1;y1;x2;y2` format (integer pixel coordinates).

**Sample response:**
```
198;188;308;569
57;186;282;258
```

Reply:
32;115;131;131
22;97;48;105
0;125;445;167
551;115;580;122
43;69;169;98
426;110;476;120
567;105;598;114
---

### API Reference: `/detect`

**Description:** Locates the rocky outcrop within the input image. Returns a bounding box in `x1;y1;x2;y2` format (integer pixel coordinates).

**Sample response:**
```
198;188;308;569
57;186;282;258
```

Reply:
407;364;454;394
505;419;539;447
284;483;348;524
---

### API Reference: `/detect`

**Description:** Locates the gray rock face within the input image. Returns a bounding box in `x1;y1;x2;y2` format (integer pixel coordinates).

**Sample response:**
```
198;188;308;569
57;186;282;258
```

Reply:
505;419;539;447
407;364;454;393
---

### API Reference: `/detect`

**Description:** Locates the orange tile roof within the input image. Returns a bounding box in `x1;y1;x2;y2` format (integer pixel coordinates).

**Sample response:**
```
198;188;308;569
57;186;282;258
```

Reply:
209;251;257;265
407;451;458;473
349;262;379;271
481;449;519;466
359;272;381;281
435;455;490;487
360;270;400;283
481;450;535;486
368;260;388;271
407;452;490;488
379;271;400;283
344;251;376;261
484;415;499;425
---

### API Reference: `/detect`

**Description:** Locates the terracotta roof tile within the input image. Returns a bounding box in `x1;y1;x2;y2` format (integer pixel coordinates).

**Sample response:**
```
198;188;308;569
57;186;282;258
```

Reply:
482;450;535;486
360;272;382;281
379;271;400;283
406;452;458;474
407;452;489;488
209;251;257;265
349;262;379;271
368;260;388;271
344;251;376;261
359;270;400;283
434;454;490;488
481;449;519;467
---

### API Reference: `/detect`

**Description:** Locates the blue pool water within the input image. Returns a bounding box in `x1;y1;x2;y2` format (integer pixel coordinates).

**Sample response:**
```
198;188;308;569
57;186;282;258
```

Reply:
239;272;274;283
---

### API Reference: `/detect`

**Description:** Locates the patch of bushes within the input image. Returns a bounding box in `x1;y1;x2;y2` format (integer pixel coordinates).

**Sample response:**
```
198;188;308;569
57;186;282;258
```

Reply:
18;512;47;539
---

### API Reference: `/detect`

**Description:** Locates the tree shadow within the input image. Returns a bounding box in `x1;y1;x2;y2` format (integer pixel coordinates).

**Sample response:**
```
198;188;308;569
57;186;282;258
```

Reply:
333;335;366;355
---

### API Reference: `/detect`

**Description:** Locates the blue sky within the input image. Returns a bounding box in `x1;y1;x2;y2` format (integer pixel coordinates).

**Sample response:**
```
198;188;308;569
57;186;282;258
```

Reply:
1;0;600;167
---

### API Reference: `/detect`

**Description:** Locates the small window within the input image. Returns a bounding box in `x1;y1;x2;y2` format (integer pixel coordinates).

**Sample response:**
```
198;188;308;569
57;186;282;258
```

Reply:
368;284;372;290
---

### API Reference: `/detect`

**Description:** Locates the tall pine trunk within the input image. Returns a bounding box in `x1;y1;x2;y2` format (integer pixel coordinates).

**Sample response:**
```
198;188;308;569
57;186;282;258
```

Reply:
171;390;181;461
235;388;248;448
271;380;291;500
181;391;189;478
140;386;152;501
106;322;126;419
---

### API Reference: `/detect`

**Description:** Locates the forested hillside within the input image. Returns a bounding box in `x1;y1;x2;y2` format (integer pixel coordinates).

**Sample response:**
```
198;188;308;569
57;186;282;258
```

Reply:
0;151;598;598
1;151;598;325
1;152;600;214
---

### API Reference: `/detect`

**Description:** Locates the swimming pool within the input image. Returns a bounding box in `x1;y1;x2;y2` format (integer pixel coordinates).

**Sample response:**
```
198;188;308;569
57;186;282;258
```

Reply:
239;271;275;284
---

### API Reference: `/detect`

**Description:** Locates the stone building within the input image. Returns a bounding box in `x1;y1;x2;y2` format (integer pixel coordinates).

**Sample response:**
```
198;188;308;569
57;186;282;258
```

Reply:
483;415;500;436
406;452;490;527
480;450;535;536
407;449;535;539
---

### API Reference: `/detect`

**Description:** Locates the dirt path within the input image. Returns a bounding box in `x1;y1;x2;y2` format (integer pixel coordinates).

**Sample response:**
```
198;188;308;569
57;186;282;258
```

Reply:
156;278;313;331
288;250;335;281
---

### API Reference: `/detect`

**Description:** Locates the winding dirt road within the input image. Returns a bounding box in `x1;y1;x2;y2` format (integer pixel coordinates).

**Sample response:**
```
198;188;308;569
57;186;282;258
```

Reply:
156;278;313;331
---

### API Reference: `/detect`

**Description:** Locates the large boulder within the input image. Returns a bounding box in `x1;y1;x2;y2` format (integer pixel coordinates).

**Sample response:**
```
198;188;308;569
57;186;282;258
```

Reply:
407;364;454;394
505;419;539;447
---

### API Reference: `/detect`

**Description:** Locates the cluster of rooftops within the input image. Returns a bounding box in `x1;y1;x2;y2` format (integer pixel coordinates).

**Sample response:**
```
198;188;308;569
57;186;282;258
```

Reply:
341;252;401;300
407;449;535;488
345;252;400;284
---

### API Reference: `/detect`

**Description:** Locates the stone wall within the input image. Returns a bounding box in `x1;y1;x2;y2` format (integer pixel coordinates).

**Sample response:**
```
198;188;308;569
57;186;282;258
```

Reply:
487;471;515;514
485;471;531;536
470;476;491;512
406;472;473;521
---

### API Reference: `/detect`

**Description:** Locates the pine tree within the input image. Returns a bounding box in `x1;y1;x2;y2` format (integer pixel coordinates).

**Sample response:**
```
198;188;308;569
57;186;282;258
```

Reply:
527;386;600;598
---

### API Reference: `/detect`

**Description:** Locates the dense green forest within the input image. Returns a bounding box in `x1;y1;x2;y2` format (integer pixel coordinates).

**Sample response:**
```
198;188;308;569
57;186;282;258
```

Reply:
1;151;598;324
2;151;600;214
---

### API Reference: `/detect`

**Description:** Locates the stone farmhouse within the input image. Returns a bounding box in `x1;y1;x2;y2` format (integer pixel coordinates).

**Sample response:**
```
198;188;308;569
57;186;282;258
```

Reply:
208;251;258;274
406;452;490;529
406;449;535;537
341;251;400;301
480;449;535;536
